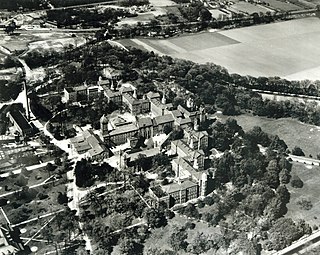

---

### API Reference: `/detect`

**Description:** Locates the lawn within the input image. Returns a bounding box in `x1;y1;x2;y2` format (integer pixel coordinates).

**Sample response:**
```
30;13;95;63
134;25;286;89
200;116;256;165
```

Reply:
286;162;320;227
117;17;320;79
214;113;320;158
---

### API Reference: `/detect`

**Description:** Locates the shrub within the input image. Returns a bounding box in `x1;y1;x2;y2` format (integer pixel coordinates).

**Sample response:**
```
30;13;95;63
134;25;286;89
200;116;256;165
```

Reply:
297;198;313;210
290;175;303;188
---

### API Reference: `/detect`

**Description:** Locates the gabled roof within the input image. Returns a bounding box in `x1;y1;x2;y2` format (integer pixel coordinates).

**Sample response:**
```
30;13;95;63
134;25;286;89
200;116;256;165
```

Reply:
154;114;174;126
108;123;138;136
137;117;153;127
175;117;192;126
146;91;161;100
171;109;183;119
161;180;198;194
7;108;32;131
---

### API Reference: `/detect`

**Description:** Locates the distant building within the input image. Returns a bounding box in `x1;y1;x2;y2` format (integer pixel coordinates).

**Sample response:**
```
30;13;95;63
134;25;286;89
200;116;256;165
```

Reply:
0;225;29;255
137;117;153;138
183;127;209;150
102;86;122;104
70;129;108;161
122;93;150;115
64;85;87;102
150;180;200;207
6;108;33;138
153;114;174;134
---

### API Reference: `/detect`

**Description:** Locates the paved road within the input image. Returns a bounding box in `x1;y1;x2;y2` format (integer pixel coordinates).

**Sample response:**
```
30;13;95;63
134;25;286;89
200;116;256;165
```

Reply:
273;229;320;255
288;154;320;166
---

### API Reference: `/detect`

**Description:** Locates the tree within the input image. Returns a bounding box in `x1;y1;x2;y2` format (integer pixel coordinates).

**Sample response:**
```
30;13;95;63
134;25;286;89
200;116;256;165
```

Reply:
169;228;188;252
290;175;303;188
163;124;173;135
143;208;167;228
181;203;200;219
292;146;305;156
187;232;213;255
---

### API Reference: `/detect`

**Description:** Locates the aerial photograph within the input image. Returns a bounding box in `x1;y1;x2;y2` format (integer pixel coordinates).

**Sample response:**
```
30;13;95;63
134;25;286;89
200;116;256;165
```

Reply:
0;0;319;254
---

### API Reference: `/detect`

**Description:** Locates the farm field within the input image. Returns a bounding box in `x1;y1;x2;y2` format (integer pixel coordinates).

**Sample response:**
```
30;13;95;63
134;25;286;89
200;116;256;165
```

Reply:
286;162;320;227
214;113;320;158
229;2;274;14
262;0;302;11
118;17;320;80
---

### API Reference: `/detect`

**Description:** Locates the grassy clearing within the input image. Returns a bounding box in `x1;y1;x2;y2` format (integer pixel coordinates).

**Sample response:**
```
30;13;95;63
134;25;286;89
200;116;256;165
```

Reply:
214;113;320;158
143;213;220;254
286;162;320;227
230;2;274;14
120;18;320;79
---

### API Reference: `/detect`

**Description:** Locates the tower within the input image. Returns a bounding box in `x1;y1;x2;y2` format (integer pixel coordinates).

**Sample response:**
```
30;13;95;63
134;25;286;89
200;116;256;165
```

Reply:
199;105;206;123
133;88;138;99
186;97;194;111
194;118;199;131
161;93;166;105
24;80;30;120
200;173;208;196
100;114;109;136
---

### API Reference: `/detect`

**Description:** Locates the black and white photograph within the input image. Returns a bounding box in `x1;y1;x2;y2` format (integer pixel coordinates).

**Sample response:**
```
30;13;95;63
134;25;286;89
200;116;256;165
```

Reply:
0;0;319;254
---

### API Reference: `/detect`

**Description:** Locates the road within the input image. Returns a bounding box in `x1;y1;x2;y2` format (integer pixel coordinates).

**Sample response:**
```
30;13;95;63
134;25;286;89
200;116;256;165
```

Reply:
288;154;320;166
273;229;320;255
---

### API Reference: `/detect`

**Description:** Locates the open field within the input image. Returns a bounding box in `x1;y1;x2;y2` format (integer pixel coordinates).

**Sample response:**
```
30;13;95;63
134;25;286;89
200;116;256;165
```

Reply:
214;113;320;158
0;31;79;53
286;162;320;227
149;0;176;6
118;17;320;80
229;2;275;14
262;0;302;11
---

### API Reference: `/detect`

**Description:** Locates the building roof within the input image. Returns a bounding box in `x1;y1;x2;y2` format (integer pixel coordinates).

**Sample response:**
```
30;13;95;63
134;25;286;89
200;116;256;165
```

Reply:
126;147;160;162
119;86;134;94
123;93;141;105
137;117;153;127
162;180;198;194
8;109;32;132
108;123;138;136
171;140;194;157
184;127;208;139
65;85;87;93
70;136;91;153
146;91;161;100
171;109;183;119
173;157;204;181
154;114;174;126
177;105;197;118
175;117;192;126
103;87;121;98
70;130;106;157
